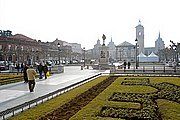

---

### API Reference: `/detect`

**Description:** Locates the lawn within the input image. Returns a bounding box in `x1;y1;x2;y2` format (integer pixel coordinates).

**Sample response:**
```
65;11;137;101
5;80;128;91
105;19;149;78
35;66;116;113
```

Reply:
0;74;24;85
9;76;180;120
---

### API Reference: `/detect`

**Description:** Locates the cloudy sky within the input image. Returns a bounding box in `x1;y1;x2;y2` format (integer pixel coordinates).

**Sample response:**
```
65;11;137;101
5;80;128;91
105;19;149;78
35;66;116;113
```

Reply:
0;0;179;49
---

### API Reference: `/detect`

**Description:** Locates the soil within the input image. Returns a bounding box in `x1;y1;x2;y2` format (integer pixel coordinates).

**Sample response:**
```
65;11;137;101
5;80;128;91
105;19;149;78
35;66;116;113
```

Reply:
39;76;118;120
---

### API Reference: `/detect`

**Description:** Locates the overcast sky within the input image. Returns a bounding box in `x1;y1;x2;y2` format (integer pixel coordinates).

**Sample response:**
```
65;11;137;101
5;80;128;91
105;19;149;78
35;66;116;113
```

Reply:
0;0;179;49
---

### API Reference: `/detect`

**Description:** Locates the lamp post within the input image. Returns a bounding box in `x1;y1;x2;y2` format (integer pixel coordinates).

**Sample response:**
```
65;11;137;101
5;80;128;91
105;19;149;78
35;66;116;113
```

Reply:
135;38;139;69
57;43;61;65
83;47;85;67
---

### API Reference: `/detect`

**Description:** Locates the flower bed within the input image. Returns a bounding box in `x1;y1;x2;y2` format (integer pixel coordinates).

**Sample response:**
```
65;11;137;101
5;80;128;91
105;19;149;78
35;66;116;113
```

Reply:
39;76;119;120
99;77;180;119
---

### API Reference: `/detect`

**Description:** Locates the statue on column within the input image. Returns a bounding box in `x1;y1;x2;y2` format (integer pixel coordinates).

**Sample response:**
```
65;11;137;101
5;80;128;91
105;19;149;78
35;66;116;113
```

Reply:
102;34;106;46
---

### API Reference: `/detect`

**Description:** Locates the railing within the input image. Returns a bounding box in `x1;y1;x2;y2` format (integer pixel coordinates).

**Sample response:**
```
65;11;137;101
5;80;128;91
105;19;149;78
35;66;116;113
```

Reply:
0;73;101;120
113;65;180;75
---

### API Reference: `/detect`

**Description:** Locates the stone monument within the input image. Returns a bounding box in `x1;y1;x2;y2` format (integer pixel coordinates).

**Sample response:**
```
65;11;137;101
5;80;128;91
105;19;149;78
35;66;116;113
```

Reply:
99;34;109;66
92;34;115;71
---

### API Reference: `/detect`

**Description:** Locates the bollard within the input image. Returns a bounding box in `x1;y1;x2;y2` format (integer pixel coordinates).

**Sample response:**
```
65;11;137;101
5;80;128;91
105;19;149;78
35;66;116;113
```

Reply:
143;66;145;72
174;66;176;72
153;66;155;72
81;65;83;70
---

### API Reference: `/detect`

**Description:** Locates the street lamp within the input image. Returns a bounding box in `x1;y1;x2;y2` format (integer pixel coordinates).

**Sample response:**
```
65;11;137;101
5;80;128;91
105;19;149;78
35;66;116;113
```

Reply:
57;43;61;65
83;47;85;67
135;38;139;69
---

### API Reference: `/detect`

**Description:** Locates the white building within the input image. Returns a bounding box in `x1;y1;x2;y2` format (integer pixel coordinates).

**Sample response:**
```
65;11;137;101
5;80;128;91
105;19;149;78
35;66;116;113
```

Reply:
135;20;144;54
155;32;165;53
147;52;159;62
107;36;116;61
116;41;135;62
92;39;101;59
70;43;82;54
138;52;147;62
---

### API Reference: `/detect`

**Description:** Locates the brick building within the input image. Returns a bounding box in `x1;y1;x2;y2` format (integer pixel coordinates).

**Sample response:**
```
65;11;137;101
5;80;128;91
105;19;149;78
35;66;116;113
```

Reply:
0;33;84;65
0;34;43;65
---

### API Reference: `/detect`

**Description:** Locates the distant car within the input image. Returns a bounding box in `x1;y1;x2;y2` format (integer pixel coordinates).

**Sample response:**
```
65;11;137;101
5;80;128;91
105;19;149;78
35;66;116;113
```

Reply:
166;61;175;67
46;61;55;66
0;61;9;70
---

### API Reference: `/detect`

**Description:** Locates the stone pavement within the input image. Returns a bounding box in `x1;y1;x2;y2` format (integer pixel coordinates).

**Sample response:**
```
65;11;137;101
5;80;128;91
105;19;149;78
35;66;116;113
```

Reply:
0;66;104;114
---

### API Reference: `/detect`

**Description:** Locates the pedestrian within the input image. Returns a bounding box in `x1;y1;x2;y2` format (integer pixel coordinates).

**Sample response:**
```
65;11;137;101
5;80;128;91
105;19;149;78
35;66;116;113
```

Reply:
16;63;20;75
23;63;28;83
27;65;36;92
37;63;43;79
128;62;131;69
43;64;48;79
123;61;127;70
21;63;24;73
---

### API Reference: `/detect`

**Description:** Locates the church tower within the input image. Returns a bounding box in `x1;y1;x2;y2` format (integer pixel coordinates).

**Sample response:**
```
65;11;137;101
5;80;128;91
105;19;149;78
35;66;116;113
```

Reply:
135;20;144;53
155;32;165;52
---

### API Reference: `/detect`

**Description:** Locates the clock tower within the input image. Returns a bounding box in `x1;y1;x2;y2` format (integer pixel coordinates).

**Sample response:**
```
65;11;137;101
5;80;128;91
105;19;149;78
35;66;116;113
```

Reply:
135;20;144;54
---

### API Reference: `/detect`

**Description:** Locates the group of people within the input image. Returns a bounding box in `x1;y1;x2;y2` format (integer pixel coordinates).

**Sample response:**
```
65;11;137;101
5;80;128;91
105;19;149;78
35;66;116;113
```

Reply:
123;61;131;69
23;63;49;92
37;63;48;79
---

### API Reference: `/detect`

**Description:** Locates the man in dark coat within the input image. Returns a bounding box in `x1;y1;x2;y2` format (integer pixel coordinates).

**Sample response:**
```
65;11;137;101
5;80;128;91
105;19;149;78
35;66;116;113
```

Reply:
128;62;131;69
43;64;48;79
23;64;28;83
37;63;43;79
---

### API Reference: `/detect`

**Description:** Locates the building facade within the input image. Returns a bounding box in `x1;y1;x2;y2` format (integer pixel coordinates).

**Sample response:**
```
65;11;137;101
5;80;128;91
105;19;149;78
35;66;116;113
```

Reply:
107;37;116;62
0;32;84;65
0;34;43;65
92;39;101;59
155;32;165;53
116;41;135;62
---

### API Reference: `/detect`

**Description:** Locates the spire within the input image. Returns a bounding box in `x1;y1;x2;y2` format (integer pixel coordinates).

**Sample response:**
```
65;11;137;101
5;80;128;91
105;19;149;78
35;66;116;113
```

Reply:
97;38;100;44
138;19;141;25
158;31;161;38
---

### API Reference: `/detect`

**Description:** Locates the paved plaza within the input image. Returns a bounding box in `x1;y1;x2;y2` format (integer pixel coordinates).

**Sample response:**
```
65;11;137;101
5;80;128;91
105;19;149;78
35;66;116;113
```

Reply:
0;66;104;114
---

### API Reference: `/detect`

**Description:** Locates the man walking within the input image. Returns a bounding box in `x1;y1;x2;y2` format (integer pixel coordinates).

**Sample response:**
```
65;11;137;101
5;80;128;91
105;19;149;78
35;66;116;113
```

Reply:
43;64;48;79
23;63;28;83
37;63;43;79
27;65;36;92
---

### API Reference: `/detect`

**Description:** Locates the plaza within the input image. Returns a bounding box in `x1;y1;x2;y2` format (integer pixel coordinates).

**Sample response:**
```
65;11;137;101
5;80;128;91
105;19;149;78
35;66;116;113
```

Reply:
0;66;104;119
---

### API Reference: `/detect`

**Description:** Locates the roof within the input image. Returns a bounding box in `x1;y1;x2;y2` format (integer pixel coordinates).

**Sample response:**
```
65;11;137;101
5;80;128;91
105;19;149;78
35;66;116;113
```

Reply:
117;41;134;47
138;52;147;57
148;52;159;57
9;34;35;42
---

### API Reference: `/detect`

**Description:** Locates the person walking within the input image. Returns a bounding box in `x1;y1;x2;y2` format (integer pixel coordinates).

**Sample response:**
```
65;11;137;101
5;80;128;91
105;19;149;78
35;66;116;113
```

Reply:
21;63;24;73
16;63;20;75
123;61;127;72
128;62;131;69
37;63;43;79
27;65;36;92
23;63;28;83
43;64;48;79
